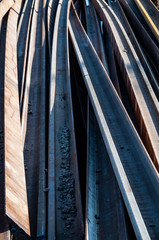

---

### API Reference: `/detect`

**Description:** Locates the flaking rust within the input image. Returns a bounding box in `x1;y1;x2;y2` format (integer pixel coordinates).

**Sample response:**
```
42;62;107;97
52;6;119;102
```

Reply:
57;127;77;239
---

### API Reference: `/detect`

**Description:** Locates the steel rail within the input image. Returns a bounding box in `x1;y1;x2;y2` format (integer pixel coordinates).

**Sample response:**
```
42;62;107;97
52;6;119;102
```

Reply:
48;0;83;239
69;5;159;239
103;29;122;97
91;0;159;171
26;0;45;237
0;11;9;237
19;0;46;237
86;102;132;240
17;0;34;103
108;0;159;100
119;0;159;46
36;0;47;237
118;0;159;74
4;0;30;235
133;0;159;42
84;2;130;238
84;0;118;95
17;0;47;237
74;0;81;14
47;0;59;56
20;0;38;147
84;0;108;71
48;1;60;237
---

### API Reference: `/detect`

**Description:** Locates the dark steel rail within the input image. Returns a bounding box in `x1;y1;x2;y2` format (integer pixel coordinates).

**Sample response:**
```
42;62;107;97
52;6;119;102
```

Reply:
17;0;34;104
108;0;159;100
36;0;47;237
118;0;159;74
133;0;159;42
69;4;159;239
84;0;108;71
20;0;46;237
83;1;131;239
91;0;159;171
86;102;133;239
47;0;59;56
48;0;83;239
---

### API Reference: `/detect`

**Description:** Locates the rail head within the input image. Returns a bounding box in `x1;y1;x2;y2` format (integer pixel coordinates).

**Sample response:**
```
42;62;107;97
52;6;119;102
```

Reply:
133;0;159;42
68;7;152;238
69;22;150;240
48;0;84;239
90;0;159;171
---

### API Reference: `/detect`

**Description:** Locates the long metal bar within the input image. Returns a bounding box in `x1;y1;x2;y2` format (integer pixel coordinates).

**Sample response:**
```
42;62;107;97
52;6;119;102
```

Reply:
48;0;83;239
91;0;159;171
134;0;159;42
69;5;159;239
108;0;159;100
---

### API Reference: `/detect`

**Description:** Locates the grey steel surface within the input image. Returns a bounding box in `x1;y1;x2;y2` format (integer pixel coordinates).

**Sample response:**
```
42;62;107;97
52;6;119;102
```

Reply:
69;5;159;238
48;0;83;239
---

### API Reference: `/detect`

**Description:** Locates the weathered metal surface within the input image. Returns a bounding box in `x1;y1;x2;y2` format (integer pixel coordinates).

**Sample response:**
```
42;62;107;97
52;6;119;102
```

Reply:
134;0;159;41
48;0;83;239
109;0;159;100
4;0;30;236
0;12;8;235
0;0;158;238
86;102;133;240
21;0;46;237
118;0;159;78
91;0;159;171
84;0;108;71
84;2;124;238
84;2;130;239
17;0;34;104
36;0;47;236
69;5;159;239
47;0;59;56
20;0;39;148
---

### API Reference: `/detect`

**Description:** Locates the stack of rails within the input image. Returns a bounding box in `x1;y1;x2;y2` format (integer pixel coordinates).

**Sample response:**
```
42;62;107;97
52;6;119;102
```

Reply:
118;0;159;72
48;0;83;239
91;0;159;171
108;0;159;100
133;0;159;41
84;1;134;239
17;0;47;238
0;0;158;239
119;0;159;46
69;2;159;239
